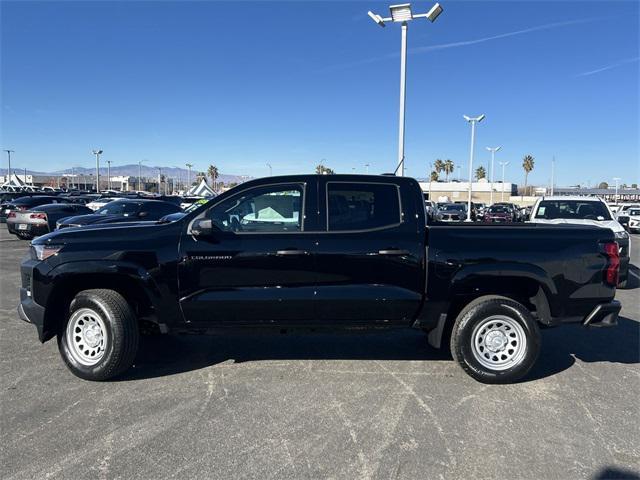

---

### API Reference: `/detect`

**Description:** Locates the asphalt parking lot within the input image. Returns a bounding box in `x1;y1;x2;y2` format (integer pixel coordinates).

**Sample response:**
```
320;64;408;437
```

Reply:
1;228;639;480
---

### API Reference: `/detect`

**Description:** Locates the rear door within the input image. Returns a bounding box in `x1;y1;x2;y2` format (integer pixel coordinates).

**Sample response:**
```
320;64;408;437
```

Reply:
314;178;426;325
178;179;319;325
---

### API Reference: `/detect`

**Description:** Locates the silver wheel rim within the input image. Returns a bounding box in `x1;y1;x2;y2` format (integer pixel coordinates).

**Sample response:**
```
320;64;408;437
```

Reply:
471;315;527;371
66;308;107;366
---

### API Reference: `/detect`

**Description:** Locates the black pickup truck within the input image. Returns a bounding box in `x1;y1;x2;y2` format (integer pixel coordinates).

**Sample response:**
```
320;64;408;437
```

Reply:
18;175;621;383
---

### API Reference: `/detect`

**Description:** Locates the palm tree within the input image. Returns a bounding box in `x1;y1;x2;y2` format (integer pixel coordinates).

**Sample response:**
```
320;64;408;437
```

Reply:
315;164;334;175
475;166;486;180
430;171;439;182
443;159;454;181
207;165;219;191
434;159;445;177
522;154;535;195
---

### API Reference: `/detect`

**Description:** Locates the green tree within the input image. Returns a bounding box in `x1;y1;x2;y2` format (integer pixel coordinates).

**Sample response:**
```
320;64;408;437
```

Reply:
207;165;219;191
632;183;638;189
315;164;334;175
522;154;535;195
443;159;454;181
430;171;439;182
598;182;609;189
475;166;486;180
433;159;445;177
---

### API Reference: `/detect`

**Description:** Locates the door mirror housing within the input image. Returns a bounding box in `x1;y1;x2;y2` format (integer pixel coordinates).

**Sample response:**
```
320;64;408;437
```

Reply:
191;218;215;236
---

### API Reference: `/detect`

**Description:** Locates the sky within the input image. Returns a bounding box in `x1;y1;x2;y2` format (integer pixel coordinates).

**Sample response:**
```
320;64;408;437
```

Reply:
1;0;639;187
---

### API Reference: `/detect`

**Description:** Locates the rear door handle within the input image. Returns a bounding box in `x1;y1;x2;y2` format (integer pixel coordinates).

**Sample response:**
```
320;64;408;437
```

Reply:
378;249;410;256
276;249;309;256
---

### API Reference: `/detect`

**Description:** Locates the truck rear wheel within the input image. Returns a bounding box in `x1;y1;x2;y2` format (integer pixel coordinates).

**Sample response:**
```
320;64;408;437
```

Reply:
450;296;540;384
57;289;139;381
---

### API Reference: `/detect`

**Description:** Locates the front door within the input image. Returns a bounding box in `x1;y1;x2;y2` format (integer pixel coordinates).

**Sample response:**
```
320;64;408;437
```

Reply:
178;181;317;325
314;178;425;325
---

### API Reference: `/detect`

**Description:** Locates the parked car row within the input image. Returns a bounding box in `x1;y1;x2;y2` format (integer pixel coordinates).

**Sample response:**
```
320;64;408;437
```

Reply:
3;194;201;240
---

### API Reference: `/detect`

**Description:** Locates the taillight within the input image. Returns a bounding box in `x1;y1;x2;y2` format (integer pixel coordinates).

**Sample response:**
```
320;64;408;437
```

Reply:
30;213;47;220
602;241;620;287
7;212;16;218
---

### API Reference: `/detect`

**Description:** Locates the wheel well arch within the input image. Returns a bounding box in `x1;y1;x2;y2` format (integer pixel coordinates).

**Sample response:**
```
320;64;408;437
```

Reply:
447;276;551;323
43;274;153;340
428;277;553;350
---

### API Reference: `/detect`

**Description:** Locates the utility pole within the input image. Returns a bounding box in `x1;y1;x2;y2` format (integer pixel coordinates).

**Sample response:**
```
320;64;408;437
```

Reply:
266;163;272;176
185;163;193;188
485;146;501;205
3;149;14;182
92;150;103;192
500;161;510;202
613;177;621;205
463;114;485;221
106;160;112;190
365;163;370;174
550;156;555;196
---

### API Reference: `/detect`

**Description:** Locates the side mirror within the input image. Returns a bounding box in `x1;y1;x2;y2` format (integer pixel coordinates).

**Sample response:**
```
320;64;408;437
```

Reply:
191;218;214;236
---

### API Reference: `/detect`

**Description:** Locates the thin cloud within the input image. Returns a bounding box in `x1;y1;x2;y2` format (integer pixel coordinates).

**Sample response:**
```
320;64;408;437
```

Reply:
576;57;639;77
321;17;600;72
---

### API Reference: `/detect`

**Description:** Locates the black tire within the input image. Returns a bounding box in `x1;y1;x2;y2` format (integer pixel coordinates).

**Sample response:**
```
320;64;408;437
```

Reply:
450;295;541;384
57;289;139;381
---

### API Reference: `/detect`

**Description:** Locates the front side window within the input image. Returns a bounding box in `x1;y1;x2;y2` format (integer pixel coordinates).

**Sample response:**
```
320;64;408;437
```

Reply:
205;184;303;233
327;182;401;231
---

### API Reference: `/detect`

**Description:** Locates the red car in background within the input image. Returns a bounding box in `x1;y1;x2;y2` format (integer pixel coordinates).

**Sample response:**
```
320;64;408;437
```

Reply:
483;204;514;223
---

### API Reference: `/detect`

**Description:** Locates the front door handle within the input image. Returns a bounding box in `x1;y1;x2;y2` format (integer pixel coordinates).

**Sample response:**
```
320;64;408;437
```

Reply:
276;249;309;256
378;249;410;256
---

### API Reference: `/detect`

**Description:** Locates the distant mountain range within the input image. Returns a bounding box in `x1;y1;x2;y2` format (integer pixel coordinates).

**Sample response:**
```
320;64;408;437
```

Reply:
0;165;249;185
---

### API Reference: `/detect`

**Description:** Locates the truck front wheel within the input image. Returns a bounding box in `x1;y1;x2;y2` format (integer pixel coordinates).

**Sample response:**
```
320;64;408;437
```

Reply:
57;289;139;381
450;296;540;384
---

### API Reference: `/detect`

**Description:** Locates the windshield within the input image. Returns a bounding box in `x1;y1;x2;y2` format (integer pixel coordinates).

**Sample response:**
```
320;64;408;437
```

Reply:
534;200;612;221
96;201;141;216
441;204;464;212
628;209;640;216
488;205;510;213
184;199;210;213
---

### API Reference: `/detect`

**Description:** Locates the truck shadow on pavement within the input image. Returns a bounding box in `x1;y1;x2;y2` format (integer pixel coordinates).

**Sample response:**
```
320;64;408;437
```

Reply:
624;263;640;290
121;316;639;382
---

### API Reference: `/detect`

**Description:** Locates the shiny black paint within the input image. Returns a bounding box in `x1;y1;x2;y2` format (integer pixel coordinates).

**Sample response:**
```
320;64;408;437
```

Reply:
22;174;618;343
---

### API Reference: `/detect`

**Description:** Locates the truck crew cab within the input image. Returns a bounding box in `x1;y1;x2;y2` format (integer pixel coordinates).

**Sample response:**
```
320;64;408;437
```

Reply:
18;175;621;383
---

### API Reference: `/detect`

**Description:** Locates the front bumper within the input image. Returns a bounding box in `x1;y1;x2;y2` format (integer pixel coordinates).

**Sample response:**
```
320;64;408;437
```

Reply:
18;287;47;341
582;300;620;328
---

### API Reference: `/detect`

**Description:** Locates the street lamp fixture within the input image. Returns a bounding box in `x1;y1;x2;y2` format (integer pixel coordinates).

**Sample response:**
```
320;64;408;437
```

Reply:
138;159;147;192
463;115;485;221
613;177;621;205
485;146;501;205
367;2;443;177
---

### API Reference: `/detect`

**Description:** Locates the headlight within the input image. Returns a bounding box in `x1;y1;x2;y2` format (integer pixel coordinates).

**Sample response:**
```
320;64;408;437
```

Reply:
31;244;63;261
614;231;629;240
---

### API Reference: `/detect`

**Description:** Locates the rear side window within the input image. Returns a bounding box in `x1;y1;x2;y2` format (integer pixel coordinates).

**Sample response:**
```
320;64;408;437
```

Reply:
327;182;401;231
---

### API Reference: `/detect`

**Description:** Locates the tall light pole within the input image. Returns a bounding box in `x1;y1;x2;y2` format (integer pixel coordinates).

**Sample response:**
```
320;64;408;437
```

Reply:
613;177;621;205
173;166;182;194
367;3;443;177
106;160;112;191
365;163;370;174
92;150;102;192
157;167;163;195
266;163;272;176
463;114;485;221
550;156;556;196
499;161;509;202
456;165;462;181
4;149;14;182
138;160;147;192
485;146;501;205
185;163;193;190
